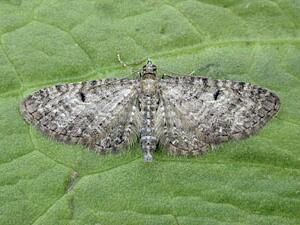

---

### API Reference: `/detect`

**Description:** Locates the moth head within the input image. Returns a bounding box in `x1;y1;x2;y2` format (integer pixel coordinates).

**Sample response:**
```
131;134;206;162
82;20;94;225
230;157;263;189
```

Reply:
142;58;157;79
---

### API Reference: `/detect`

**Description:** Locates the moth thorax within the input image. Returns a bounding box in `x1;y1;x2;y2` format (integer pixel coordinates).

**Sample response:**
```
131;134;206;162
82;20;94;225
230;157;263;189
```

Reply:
141;79;158;95
142;73;156;79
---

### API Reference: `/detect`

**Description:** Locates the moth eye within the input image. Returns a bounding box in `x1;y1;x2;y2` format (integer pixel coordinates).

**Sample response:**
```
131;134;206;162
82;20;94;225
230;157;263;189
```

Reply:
78;92;86;102
213;90;221;100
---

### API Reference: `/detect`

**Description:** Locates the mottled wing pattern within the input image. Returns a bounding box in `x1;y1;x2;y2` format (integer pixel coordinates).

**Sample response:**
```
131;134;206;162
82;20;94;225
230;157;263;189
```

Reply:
155;89;210;156
21;79;140;153
158;76;280;156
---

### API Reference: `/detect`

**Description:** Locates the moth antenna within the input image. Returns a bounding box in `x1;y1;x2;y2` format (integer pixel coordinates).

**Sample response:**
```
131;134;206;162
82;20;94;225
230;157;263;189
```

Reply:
117;53;128;67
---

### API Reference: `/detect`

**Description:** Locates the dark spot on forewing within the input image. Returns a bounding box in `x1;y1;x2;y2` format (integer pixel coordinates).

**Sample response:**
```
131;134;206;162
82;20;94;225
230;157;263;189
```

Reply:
213;90;220;100
79;92;86;102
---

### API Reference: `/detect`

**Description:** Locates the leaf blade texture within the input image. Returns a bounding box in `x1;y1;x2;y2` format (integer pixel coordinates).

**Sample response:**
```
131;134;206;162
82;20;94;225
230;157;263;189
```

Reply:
0;1;300;225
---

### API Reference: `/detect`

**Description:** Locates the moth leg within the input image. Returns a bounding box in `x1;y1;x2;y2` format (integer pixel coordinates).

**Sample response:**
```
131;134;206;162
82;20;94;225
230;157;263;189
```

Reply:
189;71;195;75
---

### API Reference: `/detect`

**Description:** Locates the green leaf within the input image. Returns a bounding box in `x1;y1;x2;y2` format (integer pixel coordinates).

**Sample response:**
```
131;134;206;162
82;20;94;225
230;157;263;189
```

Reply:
1;0;300;225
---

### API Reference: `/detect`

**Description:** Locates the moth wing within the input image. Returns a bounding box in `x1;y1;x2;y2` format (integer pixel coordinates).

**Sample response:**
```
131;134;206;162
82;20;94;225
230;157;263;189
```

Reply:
155;96;210;156
158;76;280;155
21;79;141;153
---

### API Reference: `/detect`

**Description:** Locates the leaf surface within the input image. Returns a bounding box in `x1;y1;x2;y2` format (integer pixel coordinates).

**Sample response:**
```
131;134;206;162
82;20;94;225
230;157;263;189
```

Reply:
0;1;300;225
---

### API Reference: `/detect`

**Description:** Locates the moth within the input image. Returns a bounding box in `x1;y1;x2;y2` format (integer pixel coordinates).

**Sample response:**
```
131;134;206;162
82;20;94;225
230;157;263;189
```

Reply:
21;60;280;162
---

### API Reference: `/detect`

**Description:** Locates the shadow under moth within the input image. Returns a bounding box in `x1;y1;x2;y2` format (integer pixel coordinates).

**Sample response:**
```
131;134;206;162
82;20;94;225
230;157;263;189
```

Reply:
21;60;280;162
